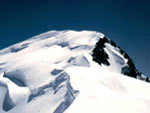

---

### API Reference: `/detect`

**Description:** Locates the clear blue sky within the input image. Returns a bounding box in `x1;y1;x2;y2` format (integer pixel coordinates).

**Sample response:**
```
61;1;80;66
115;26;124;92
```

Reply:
0;0;150;76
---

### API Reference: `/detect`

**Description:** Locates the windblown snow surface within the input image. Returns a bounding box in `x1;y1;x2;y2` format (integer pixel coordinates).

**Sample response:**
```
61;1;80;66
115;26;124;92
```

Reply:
0;30;150;113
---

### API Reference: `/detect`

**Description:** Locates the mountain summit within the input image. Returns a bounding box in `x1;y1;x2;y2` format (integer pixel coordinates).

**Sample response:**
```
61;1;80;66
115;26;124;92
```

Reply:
0;30;150;113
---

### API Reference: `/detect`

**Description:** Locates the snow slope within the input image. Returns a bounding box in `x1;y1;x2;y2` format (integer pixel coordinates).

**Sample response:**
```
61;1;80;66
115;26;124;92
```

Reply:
0;30;150;113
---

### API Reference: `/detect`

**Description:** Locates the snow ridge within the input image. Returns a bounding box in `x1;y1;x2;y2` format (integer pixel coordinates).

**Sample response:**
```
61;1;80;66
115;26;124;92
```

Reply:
0;30;149;113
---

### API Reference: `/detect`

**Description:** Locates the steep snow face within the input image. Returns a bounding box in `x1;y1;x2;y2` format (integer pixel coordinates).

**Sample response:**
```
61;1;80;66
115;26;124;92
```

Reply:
0;30;149;113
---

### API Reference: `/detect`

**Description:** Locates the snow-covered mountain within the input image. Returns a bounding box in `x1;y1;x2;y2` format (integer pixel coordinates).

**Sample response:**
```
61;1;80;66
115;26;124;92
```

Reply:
0;30;150;113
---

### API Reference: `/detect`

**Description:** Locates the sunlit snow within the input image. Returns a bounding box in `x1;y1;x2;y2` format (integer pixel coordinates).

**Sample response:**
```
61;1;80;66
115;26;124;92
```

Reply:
0;30;149;113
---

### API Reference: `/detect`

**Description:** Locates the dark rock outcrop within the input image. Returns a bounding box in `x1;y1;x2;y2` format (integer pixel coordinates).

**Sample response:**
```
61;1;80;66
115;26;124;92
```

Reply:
92;37;110;66
92;36;150;83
